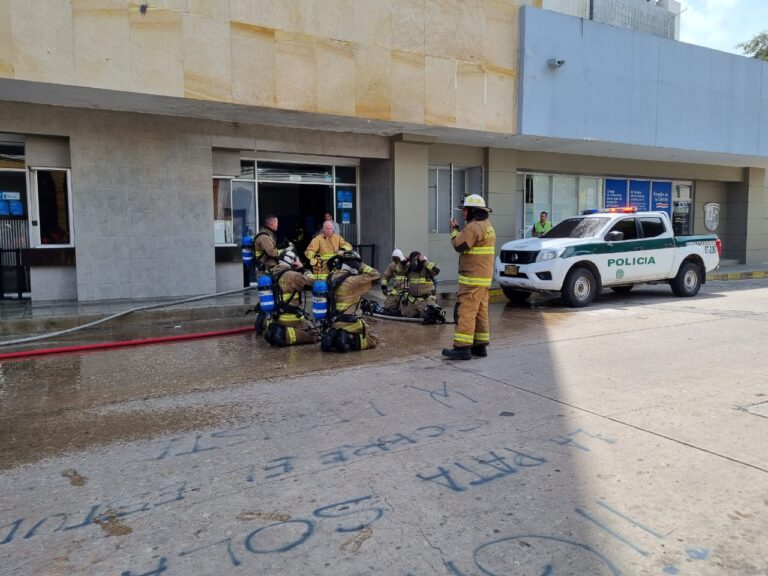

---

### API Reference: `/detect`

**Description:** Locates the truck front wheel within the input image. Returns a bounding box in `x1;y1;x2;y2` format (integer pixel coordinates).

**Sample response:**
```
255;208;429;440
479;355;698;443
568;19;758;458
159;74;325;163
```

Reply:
562;267;597;308
671;261;702;297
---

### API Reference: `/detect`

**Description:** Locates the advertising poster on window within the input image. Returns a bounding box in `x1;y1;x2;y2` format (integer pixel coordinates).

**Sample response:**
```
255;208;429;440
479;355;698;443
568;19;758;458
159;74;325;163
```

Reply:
337;189;353;209
651;181;672;216
629;180;650;211
604;179;628;209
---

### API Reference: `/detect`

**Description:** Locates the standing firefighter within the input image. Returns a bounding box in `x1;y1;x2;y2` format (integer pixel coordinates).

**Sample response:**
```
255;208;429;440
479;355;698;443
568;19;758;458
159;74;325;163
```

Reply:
264;251;318;347
400;251;443;323
254;215;281;272
442;194;495;360
380;249;408;315
305;220;352;281
321;251;381;352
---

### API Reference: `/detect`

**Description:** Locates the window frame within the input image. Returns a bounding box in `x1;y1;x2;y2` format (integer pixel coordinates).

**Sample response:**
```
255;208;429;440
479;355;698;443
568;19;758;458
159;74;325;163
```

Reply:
27;167;74;249
213;175;236;247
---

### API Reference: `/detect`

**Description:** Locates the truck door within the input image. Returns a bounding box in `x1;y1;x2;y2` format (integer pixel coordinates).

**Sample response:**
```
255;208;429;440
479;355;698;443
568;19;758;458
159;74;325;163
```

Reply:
598;217;645;284
637;216;675;280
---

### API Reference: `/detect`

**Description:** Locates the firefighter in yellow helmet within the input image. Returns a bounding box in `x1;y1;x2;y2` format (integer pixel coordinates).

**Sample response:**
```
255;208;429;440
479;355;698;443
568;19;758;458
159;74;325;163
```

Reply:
305;220;352;281
442;194;495;360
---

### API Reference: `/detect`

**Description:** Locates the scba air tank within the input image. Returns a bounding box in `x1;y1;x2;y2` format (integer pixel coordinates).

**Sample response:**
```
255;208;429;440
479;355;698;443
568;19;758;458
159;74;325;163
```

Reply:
241;233;254;266
257;274;275;313
312;281;328;321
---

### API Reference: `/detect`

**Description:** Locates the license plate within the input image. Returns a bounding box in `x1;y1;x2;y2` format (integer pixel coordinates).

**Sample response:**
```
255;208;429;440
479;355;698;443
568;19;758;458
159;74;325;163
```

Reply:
504;264;519;276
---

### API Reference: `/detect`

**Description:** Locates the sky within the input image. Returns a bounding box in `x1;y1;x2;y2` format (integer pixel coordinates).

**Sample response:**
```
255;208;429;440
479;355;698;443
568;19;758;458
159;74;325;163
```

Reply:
678;0;768;55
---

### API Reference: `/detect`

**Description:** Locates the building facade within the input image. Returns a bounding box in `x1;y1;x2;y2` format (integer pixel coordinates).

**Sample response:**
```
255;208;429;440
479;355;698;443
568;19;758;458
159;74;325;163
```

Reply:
0;0;766;301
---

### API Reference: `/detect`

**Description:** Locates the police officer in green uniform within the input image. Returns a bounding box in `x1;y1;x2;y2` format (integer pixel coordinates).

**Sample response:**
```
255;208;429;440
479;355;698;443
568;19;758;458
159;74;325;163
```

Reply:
533;211;552;237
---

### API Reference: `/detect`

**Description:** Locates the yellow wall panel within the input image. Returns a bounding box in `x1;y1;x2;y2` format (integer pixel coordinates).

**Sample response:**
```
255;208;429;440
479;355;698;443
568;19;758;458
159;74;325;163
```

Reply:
425;56;456;126
231;22;276;106
391;51;426;124
129;7;184;96
73;0;132;90
275;31;317;111
356;45;391;120
316;38;356;115
182;13;232;101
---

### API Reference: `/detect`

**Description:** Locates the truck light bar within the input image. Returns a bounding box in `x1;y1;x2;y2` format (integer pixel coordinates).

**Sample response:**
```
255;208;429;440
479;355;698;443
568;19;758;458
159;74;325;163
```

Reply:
581;207;638;214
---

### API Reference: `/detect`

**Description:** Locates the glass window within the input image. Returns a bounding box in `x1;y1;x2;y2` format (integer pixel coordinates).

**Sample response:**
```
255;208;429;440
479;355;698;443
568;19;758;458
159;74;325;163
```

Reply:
336;186;357;244
553;175;578;223
0;144;25;169
546;217;609;239
240;160;255;179
232;180;256;246
257;162;333;184
639;217;665;238
213;178;233;244
609;218;638;241
29;169;73;247
428;165;483;233
578;177;601;213
335;166;356;184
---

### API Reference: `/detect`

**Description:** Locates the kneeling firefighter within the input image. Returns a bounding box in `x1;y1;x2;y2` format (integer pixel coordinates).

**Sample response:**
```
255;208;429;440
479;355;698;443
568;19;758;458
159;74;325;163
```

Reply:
321;251;381;352
400;251;444;324
263;250;319;347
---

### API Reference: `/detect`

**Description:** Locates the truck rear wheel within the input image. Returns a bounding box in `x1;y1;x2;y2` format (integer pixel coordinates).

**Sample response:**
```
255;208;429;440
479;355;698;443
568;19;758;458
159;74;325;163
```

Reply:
562;267;597;308
671;261;702;297
502;287;531;305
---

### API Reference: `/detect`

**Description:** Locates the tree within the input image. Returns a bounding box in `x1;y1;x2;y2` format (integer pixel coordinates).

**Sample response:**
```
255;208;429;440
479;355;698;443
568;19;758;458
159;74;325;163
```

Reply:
737;31;768;61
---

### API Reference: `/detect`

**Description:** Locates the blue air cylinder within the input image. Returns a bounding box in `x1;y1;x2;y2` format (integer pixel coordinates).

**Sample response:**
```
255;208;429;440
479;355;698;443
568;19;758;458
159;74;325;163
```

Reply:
257;274;275;313
312;281;328;321
241;233;254;266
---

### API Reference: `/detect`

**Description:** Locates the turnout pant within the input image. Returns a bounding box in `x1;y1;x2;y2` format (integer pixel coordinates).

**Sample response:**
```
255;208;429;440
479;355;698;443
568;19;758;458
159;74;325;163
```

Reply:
453;285;489;348
332;318;378;350
400;296;436;318
264;315;318;346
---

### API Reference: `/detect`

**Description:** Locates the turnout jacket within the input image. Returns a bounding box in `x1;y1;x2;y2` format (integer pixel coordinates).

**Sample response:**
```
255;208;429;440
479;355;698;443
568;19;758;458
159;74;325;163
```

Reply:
304;234;353;267
405;261;440;298
330;265;381;315
451;219;496;287
273;264;314;308
380;261;408;294
254;227;280;270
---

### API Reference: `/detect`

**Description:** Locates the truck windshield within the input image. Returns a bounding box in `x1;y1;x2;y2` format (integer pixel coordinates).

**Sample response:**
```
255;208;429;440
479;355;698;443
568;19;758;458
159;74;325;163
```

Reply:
543;217;610;239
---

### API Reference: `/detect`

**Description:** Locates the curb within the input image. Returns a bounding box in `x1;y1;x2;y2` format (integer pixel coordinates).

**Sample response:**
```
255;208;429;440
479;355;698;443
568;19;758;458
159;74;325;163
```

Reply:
709;270;768;281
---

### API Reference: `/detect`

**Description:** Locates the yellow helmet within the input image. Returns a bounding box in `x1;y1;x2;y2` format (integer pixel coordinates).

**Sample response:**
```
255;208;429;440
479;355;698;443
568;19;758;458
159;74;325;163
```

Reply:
459;194;491;211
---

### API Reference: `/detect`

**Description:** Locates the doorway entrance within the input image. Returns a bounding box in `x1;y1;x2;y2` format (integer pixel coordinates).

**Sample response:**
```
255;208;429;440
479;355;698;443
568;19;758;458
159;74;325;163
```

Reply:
258;182;334;257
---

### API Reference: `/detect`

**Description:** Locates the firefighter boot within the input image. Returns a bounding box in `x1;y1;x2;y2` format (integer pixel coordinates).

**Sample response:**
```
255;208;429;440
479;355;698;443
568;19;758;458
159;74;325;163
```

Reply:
441;346;471;360
471;345;488;357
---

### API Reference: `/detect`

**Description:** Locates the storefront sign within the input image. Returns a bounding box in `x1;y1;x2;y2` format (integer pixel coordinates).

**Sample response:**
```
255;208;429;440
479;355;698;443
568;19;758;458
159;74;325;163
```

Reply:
629;180;650;211
703;202;720;232
604;179;628;208
651;181;672;215
1;192;21;200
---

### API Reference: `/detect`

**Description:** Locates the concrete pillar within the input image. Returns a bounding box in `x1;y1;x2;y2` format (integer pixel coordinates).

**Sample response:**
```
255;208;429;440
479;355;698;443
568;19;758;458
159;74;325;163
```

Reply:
727;167;768;264
392;141;429;257
745;168;768;264
486;148;519;246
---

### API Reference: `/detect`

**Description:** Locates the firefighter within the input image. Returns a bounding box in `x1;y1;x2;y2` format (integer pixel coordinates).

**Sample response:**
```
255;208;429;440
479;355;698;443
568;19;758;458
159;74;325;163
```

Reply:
263;250;318;347
400;251;442;322
380;249;408;315
442;194;495;360
254;214;281;272
305;220;352;281
321;251;381;352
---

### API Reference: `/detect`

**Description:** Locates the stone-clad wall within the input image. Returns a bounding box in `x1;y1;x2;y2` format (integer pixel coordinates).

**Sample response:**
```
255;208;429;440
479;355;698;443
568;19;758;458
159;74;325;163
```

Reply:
0;0;532;133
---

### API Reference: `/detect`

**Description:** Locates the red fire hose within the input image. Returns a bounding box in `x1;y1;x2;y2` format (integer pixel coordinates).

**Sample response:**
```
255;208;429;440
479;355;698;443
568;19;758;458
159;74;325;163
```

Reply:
0;326;255;361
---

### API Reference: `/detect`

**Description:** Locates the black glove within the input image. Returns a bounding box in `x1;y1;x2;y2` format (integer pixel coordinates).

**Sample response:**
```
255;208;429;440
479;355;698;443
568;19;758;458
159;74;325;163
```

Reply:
381;285;389;296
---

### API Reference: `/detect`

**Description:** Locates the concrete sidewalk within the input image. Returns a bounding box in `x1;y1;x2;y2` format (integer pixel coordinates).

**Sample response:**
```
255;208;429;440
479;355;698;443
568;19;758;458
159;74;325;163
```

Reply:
1;261;767;338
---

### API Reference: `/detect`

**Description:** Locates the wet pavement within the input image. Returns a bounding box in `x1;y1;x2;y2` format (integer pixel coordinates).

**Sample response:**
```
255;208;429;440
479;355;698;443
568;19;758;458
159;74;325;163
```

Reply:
1;280;768;575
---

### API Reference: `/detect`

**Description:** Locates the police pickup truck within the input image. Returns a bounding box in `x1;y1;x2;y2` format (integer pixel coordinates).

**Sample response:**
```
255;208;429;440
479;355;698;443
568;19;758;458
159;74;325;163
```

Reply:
495;208;721;307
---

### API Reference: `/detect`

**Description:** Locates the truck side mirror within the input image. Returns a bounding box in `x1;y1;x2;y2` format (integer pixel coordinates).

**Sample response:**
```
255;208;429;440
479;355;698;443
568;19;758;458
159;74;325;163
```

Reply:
605;230;624;242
